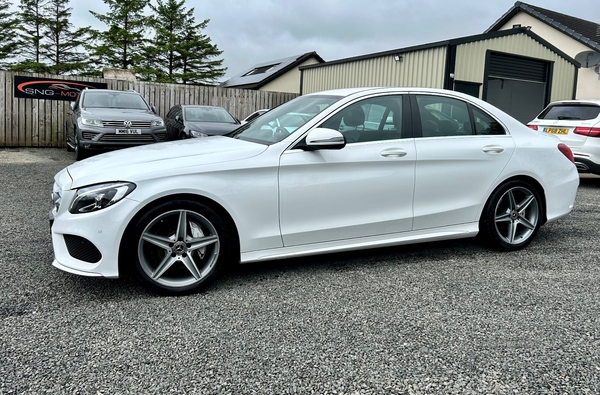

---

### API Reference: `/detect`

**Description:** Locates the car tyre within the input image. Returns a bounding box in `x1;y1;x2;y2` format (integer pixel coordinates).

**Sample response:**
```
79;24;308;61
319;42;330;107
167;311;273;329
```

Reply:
66;122;74;152
74;132;87;161
480;180;542;251
179;132;187;140
128;200;233;295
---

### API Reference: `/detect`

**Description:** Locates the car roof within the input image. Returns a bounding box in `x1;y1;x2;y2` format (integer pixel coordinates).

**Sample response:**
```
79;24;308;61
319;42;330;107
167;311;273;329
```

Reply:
547;99;600;106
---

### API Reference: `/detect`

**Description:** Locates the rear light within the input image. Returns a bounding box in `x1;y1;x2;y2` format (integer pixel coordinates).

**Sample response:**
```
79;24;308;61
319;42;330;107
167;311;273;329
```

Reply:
574;127;600;137
527;124;538;131
558;143;574;163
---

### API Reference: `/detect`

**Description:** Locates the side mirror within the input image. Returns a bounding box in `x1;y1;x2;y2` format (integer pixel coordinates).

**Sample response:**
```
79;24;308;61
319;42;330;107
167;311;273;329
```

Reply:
302;128;346;151
69;102;75;110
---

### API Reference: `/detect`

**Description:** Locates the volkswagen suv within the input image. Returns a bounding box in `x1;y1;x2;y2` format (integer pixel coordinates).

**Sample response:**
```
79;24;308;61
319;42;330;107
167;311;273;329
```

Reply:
66;89;167;160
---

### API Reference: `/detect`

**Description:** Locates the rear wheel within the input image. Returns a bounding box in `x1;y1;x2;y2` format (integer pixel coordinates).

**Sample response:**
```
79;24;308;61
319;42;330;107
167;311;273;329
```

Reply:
128;200;234;295
480;180;542;251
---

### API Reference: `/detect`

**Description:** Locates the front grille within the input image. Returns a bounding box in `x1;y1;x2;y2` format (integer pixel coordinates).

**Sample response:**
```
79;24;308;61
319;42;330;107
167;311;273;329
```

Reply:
82;132;99;140
102;120;152;128
64;235;102;263
99;134;157;142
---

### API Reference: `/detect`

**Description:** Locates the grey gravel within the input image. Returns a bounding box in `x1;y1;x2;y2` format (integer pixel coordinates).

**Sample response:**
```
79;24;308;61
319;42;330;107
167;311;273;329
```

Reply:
1;147;599;395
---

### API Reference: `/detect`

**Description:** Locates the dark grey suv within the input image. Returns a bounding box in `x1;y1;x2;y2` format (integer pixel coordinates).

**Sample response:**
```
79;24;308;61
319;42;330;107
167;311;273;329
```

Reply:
66;89;167;160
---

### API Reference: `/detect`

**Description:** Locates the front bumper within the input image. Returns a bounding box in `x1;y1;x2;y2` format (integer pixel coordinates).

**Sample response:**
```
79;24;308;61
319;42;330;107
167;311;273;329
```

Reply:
49;194;140;279
78;126;168;150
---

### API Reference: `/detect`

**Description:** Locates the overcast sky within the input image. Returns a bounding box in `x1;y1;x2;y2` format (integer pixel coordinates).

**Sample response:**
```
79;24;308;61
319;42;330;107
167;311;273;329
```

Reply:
61;0;600;81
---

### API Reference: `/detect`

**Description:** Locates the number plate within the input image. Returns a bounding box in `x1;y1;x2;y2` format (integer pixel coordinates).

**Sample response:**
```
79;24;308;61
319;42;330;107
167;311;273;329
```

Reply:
544;127;569;135
116;129;142;134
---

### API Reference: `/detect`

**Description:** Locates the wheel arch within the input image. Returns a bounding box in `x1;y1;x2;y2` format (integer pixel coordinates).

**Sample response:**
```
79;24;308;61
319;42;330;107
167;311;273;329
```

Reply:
483;175;547;225
118;193;241;274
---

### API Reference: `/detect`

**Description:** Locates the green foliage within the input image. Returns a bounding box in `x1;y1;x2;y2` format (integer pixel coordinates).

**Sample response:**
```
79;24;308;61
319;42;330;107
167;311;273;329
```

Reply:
3;0;227;85
87;0;151;72
40;0;89;74
15;0;48;72
0;0;22;69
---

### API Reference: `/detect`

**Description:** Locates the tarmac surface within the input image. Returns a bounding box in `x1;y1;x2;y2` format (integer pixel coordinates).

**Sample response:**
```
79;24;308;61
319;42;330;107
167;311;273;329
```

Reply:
1;147;599;394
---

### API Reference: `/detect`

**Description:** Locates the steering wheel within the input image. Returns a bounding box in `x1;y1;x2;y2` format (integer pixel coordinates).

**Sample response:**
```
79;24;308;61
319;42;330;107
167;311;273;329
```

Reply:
274;126;289;136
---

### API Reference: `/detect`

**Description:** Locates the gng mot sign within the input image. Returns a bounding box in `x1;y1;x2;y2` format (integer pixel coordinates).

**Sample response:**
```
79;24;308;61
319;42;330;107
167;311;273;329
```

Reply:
14;76;108;101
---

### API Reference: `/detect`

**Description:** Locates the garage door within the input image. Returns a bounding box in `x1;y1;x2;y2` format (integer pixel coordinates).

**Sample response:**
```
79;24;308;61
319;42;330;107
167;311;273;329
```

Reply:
485;52;550;123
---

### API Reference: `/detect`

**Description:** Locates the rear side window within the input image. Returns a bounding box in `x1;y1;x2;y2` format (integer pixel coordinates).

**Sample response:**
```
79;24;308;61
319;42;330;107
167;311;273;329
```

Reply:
538;104;600;121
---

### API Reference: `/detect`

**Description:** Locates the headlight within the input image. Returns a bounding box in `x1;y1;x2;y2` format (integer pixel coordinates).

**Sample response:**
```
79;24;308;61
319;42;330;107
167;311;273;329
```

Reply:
190;130;209;138
151;119;164;127
81;117;103;126
69;182;136;214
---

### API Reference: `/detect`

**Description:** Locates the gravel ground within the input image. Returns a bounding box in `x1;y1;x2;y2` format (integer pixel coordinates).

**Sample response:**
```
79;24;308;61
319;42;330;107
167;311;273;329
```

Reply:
1;147;599;395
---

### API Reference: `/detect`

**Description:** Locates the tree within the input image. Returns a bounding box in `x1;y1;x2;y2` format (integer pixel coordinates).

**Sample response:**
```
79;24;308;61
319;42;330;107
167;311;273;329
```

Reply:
88;0;151;73
178;19;226;85
40;0;88;74
145;0;225;84
14;0;50;73
0;0;22;69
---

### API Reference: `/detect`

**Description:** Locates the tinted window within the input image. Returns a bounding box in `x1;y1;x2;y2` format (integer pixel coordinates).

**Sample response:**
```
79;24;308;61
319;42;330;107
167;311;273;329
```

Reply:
538;104;600;121
416;95;470;137
470;107;505;135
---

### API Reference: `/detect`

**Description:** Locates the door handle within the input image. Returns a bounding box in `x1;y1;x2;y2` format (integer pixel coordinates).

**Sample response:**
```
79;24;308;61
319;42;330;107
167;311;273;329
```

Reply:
380;148;407;157
482;145;504;154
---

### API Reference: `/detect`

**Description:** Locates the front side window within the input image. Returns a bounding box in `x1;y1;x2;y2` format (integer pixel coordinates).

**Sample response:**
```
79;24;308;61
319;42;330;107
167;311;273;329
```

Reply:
320;95;403;143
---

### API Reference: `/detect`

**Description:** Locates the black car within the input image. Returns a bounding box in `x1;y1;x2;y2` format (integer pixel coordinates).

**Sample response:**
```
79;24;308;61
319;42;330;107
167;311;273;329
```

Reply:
165;104;241;140
66;89;167;160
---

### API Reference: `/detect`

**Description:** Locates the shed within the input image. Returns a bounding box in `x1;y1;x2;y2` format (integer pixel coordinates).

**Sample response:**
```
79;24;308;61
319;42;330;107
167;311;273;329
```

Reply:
300;28;579;123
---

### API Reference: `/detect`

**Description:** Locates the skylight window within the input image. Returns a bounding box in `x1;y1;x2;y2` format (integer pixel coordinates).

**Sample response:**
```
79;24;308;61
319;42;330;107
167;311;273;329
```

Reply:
243;64;280;76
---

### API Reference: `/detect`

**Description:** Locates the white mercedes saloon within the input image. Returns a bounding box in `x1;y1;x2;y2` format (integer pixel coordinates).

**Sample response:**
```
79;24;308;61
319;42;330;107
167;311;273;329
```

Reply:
50;87;579;295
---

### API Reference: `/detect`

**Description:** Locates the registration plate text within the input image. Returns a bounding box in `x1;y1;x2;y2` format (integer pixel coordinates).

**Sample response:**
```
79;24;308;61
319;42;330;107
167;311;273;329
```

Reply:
116;129;142;134
545;127;569;135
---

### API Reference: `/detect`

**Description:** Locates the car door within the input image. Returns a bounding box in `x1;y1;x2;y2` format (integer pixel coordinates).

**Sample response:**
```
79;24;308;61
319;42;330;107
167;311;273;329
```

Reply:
278;94;417;246
410;93;516;230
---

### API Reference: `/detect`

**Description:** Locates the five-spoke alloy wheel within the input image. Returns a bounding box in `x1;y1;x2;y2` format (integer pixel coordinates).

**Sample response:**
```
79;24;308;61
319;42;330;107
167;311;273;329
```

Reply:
129;200;233;294
480;180;543;251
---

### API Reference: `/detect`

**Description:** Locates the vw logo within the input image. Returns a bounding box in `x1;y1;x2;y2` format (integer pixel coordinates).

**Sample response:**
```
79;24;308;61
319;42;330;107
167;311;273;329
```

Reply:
123;120;132;128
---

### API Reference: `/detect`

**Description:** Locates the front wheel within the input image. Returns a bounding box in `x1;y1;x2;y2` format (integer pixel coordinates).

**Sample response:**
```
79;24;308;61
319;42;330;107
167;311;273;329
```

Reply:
74;132;87;161
127;200;234;295
480;180;543;251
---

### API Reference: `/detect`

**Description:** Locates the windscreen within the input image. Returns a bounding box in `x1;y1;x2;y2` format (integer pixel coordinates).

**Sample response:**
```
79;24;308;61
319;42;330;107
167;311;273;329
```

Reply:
228;95;342;144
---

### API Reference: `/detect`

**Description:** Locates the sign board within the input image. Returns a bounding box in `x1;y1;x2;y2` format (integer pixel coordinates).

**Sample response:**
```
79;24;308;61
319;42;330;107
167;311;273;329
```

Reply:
13;76;108;101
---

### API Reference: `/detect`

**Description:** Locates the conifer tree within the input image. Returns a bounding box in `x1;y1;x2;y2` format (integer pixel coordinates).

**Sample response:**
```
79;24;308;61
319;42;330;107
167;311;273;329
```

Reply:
41;0;88;74
0;0;22;69
145;0;225;84
88;0;150;72
14;0;50;73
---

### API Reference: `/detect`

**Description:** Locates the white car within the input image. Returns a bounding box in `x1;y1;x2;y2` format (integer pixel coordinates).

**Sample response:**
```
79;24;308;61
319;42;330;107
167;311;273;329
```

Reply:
50;87;579;295
528;100;600;175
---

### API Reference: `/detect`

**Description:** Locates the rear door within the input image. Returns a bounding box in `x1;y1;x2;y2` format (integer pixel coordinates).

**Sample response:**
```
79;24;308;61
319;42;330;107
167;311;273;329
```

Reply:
411;93;516;230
